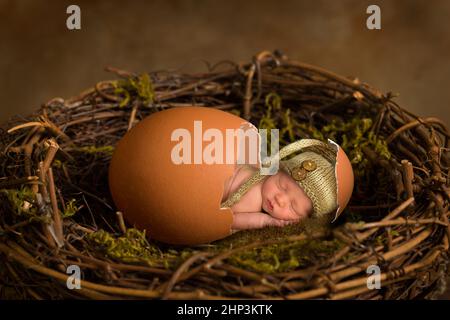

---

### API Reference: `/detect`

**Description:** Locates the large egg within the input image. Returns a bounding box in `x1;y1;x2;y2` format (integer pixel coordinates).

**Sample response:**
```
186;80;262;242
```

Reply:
108;107;257;245
334;146;355;219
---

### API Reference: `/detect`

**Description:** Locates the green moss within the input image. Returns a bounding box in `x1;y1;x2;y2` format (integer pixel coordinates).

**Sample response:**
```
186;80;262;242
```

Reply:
389;230;399;237
280;108;296;144
295;123;326;141
225;238;343;273
256;92;391;181
1;187;49;223
84;221;343;274
321;117;390;163
2;187;35;215
87;228;195;268
74;145;114;156
296;117;391;179
374;229;400;247
256;92;390;168
53;159;63;168
113;86;131;107
375;234;385;247
213;221;304;248
207;220;342;274
62;199;80;218
113;73;155;107
258;92;282;146
2;188;78;223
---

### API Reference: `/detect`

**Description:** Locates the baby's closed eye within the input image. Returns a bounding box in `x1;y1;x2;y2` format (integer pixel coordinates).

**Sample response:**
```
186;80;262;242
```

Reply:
278;177;287;191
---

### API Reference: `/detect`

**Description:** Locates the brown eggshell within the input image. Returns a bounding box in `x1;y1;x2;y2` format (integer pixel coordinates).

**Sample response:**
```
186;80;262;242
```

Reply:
334;146;354;219
108;107;257;245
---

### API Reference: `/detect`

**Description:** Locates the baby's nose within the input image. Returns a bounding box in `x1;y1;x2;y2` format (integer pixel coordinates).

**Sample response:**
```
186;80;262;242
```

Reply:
275;194;286;207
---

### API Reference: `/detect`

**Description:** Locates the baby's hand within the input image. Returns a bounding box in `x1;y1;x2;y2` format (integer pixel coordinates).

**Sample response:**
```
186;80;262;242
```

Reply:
264;216;297;228
232;212;298;230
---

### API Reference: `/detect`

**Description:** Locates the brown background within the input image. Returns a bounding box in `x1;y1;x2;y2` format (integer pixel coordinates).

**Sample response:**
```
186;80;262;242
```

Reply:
0;0;449;126
0;0;449;298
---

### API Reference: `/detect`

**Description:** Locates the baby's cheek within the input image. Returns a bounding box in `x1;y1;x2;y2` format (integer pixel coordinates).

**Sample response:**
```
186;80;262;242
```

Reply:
307;196;314;213
262;182;276;198
301;200;313;218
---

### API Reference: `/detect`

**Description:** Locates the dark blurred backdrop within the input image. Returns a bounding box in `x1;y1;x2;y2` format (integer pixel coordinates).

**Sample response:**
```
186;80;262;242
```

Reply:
0;0;449;125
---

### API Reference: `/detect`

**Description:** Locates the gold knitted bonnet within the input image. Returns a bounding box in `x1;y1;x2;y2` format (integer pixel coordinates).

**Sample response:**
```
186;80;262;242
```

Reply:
221;138;339;220
279;139;339;219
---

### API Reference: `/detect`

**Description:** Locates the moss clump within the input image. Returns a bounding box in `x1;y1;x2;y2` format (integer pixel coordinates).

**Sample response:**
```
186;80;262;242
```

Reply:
226;238;343;273
296;117;390;177
258;92;282;147
213;221;306;249
87;228;195;269
1;188;79;222
322;117;390;163
259;92;313;146
74;145;114;156
1;187;49;223
280;108;296;144
2;187;35;216
258;94;390;177
374;229;400;247
62;199;80;218
53;159;63;168
113;73;155;107
257;92;391;178
84;221;340;274
259;92;282;128
209;220;341;274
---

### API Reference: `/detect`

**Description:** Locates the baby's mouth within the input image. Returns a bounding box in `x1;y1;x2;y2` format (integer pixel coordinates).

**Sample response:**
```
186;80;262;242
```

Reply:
266;199;274;211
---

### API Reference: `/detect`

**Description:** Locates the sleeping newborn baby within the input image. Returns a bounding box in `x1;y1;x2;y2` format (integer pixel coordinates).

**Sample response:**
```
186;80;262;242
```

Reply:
221;138;352;233
221;164;313;230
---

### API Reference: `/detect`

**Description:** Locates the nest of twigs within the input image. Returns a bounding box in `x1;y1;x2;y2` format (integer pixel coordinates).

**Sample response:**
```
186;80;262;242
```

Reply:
1;50;449;300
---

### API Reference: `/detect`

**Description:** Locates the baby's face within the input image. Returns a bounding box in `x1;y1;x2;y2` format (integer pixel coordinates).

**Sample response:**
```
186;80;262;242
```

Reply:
261;170;313;221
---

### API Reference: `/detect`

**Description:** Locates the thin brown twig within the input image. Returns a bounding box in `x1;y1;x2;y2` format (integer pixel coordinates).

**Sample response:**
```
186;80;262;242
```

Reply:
47;167;64;246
